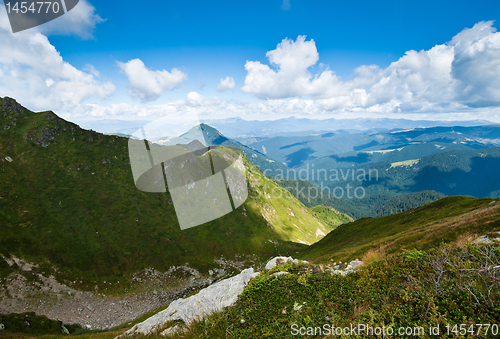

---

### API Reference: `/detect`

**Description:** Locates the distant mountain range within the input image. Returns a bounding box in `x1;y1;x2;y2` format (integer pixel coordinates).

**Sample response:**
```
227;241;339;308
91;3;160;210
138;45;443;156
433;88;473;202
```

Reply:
244;125;500;169
202;116;494;138
152;123;288;177
0;97;350;289
75;119;151;135
228;124;500;218
71;116;495;140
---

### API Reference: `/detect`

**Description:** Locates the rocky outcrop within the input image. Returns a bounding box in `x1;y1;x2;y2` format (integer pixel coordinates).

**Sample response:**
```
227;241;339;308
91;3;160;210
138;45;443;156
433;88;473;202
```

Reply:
119;268;259;337
265;256;305;270
0;97;25;115
118;256;365;337
325;259;364;276
473;233;500;244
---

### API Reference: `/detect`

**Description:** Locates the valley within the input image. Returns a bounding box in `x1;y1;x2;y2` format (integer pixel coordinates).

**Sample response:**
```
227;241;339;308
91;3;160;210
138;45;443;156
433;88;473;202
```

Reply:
1;97;500;338
2;2;500;337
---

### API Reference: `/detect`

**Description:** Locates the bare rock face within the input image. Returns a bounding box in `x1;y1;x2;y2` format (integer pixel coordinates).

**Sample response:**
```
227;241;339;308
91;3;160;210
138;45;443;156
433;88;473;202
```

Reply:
265;256;304;270
325;259;365;276
1;97;24;115
119;268;259;337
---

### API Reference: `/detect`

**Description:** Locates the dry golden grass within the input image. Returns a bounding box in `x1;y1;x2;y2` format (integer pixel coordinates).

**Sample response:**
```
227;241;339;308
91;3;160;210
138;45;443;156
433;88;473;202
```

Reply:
302;197;500;265
453;232;478;247
361;246;386;264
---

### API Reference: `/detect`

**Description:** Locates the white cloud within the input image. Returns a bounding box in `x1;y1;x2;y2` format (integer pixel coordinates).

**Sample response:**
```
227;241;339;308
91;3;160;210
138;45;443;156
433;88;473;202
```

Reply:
216;76;236;92
117;59;188;102
39;0;104;39
242;36;343;99
450;21;500;107
0;0;103;39
186;91;206;107
83;64;101;77
67;96;319;120
0;10;115;112
68;95;500;125
242;23;500;113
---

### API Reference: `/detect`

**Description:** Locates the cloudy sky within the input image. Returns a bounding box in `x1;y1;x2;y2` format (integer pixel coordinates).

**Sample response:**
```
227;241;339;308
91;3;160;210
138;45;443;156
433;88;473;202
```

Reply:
1;0;500;123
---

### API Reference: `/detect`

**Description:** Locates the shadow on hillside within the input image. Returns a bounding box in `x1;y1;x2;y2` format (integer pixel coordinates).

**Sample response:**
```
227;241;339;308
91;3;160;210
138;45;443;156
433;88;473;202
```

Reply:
411;156;500;198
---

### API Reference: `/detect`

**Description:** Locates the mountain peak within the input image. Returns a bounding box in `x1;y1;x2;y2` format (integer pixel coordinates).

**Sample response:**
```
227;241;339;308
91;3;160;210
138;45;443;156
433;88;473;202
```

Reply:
178;123;228;145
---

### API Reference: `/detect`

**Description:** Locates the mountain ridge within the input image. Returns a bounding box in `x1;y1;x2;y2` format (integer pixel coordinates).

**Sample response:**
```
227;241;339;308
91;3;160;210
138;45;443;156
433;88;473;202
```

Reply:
0;97;350;285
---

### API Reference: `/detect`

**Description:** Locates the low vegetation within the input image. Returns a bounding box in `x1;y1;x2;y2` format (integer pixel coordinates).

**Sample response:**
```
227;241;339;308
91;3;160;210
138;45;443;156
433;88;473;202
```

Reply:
1;197;499;338
161;242;500;338
0;97;349;292
299;196;500;264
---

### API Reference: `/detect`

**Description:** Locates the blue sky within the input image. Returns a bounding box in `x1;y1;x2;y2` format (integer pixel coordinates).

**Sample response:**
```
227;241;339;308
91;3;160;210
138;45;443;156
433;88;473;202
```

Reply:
1;0;500;122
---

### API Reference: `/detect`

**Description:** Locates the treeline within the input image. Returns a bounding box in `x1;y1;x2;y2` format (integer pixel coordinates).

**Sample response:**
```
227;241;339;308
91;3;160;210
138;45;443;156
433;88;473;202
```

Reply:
274;178;445;219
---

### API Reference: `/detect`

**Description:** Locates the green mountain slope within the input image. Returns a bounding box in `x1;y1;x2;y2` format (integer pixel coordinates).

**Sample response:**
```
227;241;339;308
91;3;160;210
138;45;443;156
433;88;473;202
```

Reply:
309;205;353;229
155;123;289;178
0;97;349;289
299;196;500;263
140;196;500;339
275;178;445;219
171;242;500;339
316;147;500;199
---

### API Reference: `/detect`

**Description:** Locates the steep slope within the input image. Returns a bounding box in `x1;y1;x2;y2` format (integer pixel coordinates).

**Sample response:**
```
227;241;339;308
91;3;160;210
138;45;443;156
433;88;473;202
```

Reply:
299;196;500;263
155;123;288;177
0;97;348;289
309;205;353;228
275;178;446;219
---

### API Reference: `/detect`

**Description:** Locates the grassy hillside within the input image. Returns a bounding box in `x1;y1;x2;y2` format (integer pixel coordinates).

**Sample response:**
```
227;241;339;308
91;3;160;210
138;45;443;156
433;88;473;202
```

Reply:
309;206;353;229
154;196;500;339
0;97;349;290
299;196;500;263
2;195;500;338
164;243;500;339
7;243;500;338
155;123;289;178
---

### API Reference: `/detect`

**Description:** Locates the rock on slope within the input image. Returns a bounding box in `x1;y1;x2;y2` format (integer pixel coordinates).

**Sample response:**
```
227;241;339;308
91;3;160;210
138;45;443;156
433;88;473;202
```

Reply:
120;268;259;337
119;257;310;337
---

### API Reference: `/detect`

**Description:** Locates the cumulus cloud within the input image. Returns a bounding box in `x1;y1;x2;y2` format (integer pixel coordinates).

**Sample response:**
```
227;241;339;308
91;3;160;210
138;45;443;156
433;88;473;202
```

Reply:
242;22;500;113
117;59;188;102
0;9;115;112
216;76;236;92
242;36;343;99
0;0;103;39
39;0;104;39
451;21;500;107
186;91;206;107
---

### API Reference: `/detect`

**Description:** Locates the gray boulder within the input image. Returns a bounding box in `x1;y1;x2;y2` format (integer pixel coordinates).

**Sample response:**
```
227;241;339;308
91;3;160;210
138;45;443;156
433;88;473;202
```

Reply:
118;268;259;337
265;256;307;270
474;235;494;244
346;259;364;271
